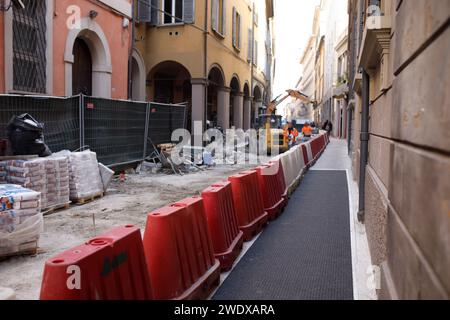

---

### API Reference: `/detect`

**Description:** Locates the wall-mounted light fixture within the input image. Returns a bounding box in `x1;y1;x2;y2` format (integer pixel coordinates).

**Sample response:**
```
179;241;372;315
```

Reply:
123;17;130;28
89;10;98;19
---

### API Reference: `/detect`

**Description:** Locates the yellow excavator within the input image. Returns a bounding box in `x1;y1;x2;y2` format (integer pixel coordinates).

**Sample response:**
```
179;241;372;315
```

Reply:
258;89;310;153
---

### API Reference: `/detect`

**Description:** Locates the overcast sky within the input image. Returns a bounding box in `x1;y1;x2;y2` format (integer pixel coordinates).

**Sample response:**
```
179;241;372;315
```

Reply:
273;0;321;99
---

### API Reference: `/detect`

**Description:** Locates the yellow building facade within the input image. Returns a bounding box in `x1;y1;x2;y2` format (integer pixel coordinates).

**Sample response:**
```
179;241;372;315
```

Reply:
132;0;274;131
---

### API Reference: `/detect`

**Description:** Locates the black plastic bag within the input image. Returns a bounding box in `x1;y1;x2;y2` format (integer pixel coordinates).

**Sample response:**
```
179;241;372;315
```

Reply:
6;113;52;157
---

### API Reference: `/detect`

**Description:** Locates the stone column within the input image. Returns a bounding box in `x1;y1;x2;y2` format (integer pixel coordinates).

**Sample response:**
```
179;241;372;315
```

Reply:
233;93;244;129
243;97;252;130
217;86;231;130
191;78;207;144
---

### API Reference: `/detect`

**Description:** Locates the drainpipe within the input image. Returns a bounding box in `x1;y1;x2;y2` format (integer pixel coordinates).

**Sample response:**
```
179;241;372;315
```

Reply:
357;68;370;223
128;0;136;100
203;0;209;131
250;3;255;127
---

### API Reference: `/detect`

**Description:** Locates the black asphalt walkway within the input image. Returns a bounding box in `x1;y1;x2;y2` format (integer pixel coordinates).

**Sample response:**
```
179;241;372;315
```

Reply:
213;170;353;300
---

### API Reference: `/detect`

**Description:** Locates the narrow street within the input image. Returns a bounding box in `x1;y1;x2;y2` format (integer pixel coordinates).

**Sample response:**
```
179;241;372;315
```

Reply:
212;139;372;300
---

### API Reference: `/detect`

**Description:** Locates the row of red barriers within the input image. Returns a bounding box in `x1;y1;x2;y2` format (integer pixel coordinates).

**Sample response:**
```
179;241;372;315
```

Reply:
39;133;329;300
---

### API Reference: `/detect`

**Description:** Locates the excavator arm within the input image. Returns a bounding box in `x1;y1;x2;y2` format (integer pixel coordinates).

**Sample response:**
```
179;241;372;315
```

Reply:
267;90;310;116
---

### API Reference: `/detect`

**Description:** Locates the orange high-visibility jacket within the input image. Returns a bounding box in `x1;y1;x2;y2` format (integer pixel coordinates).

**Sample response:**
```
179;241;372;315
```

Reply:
302;125;312;136
284;127;299;142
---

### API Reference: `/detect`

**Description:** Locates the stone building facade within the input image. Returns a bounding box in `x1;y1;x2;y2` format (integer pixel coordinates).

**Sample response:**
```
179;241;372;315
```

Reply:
347;0;450;299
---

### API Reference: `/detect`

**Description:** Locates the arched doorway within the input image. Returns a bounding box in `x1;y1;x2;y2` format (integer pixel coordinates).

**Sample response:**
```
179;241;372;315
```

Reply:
229;76;240;128
253;86;262;128
243;82;251;130
148;61;191;103
207;65;225;128
148;61;192;130
65;18;112;98
72;38;92;96
131;49;146;101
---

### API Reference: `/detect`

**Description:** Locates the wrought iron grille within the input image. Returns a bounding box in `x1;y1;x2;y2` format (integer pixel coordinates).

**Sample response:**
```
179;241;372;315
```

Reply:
12;0;47;93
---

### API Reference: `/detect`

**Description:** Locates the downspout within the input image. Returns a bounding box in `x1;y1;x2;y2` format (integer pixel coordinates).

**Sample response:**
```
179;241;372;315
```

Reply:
357;68;370;223
347;101;353;154
250;2;255;127
203;0;208;131
128;0;136;100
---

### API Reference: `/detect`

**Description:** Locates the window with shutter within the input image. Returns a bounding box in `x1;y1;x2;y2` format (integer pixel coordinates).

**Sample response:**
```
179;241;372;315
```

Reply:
150;0;160;25
221;0;226;36
138;0;152;22
12;0;47;93
183;0;195;23
212;0;226;37
232;7;241;50
212;0;219;32
232;7;236;46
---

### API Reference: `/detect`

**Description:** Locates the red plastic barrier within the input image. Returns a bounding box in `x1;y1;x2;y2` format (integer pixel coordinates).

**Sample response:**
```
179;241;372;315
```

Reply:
255;164;285;220
40;225;153;300
310;135;324;158
202;182;244;271
143;197;220;300
269;158;288;203
228;170;268;241
301;144;310;166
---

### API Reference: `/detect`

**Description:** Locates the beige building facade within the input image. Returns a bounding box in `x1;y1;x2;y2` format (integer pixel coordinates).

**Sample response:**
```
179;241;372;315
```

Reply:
348;0;450;299
133;0;274;131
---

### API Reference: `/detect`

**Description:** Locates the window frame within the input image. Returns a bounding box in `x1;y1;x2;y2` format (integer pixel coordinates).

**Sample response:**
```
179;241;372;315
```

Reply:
232;7;241;51
162;0;184;25
212;0;226;38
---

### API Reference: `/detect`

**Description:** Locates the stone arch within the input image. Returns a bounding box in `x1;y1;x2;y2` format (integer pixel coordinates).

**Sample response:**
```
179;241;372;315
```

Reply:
208;64;226;87
207;64;227;128
243;82;250;97
65;18;112;98
147;60;192;130
147;60;192;103
252;85;263;126
131;49;146;101
229;76;241;128
243;82;251;129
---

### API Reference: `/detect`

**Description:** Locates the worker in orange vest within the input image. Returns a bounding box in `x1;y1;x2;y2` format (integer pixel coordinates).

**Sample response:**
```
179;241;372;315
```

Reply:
284;122;299;148
301;121;313;142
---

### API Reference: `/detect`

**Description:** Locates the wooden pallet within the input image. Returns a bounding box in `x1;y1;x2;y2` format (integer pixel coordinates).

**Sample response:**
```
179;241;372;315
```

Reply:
0;243;42;262
42;202;71;216
73;192;104;205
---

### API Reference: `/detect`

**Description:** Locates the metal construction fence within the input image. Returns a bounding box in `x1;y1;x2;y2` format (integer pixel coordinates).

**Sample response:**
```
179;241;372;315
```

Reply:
0;94;187;166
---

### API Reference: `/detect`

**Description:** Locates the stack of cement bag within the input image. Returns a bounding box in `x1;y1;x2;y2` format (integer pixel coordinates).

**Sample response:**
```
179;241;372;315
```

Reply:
53;150;104;202
0;184;42;256
42;156;70;209
4;160;47;208
0;162;6;183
